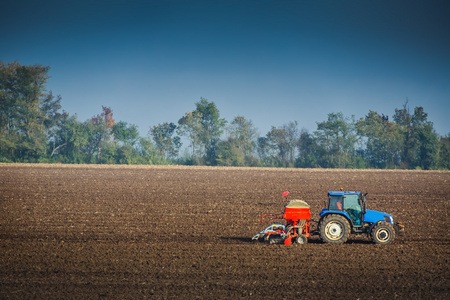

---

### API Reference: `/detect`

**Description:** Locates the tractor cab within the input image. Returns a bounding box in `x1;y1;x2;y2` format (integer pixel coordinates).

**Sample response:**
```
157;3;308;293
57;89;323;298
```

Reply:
326;191;366;227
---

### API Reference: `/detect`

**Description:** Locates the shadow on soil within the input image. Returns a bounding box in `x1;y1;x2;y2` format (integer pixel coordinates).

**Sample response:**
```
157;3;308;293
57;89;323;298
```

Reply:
220;237;253;243
220;236;374;245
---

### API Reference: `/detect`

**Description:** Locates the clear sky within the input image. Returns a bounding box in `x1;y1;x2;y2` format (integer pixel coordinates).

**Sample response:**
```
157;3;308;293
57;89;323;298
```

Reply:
2;0;449;138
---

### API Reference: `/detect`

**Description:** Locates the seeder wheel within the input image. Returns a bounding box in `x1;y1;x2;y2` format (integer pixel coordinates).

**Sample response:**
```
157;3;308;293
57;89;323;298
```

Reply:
296;234;307;244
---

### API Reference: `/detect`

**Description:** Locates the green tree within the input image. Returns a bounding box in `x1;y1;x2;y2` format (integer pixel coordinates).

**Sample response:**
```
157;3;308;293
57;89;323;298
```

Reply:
315;112;357;168
283;121;299;165
266;126;289;166
229;116;257;157
85;106;116;163
415;123;439;169
217;116;257;166
438;134;450;169
0;61;63;161
256;136;275;166
357;111;403;168
150;122;181;160
110;121;140;164
215;138;244;166
393;103;414;168
296;129;319;168
113;121;139;146
394;104;440;169
177;98;226;165
195;98;227;165
48;114;84;162
259;121;299;167
177;111;202;158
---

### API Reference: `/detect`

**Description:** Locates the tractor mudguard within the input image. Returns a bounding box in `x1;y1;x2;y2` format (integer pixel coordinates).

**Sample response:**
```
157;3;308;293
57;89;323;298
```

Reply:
319;209;351;221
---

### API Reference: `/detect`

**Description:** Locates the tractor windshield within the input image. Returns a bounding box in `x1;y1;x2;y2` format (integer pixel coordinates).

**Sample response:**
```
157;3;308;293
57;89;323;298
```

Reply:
343;195;361;210
343;195;362;226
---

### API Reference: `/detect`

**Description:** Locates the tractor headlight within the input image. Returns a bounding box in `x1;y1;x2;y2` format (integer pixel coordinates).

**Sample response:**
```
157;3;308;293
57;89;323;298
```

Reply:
384;215;394;224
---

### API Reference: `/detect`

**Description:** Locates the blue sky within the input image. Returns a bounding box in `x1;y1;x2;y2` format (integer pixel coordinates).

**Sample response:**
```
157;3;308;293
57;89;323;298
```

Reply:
2;0;449;138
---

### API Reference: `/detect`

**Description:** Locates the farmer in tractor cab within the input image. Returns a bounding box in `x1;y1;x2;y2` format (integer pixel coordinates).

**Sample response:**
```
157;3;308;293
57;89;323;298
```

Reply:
330;197;343;210
335;187;344;210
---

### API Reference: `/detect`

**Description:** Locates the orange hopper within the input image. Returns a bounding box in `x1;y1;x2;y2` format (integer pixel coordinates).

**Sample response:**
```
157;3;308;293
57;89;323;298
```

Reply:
283;200;312;241
283;200;311;224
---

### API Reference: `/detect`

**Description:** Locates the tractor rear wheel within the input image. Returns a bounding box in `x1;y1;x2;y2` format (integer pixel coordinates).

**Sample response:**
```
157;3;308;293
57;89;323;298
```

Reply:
371;223;395;245
319;214;350;244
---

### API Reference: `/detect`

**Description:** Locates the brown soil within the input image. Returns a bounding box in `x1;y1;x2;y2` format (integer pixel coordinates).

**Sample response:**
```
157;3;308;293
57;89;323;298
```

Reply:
0;164;449;299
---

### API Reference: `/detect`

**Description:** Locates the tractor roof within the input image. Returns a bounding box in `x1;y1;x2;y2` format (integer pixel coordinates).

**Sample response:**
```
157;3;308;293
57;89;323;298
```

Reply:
328;191;361;196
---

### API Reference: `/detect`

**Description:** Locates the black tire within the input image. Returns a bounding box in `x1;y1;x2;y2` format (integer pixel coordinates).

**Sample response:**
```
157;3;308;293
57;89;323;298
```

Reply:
296;234;308;244
268;234;284;244
371;223;395;245
319;214;351;244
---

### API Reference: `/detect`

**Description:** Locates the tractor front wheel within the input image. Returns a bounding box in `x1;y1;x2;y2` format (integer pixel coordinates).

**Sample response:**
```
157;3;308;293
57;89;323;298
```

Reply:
319;214;350;244
371;223;395;245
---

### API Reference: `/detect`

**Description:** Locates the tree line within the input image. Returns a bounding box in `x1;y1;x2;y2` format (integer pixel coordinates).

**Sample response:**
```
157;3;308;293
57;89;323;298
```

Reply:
1;61;449;169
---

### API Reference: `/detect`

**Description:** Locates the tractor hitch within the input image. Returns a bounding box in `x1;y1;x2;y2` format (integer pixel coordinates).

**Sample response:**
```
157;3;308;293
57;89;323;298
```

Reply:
394;223;405;236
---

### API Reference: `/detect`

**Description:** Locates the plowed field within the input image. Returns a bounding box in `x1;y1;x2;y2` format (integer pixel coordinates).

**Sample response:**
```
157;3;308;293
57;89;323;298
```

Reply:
0;164;449;299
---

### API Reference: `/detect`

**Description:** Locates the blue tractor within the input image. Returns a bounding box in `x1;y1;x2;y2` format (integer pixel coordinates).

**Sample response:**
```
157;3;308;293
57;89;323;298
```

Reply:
318;191;404;244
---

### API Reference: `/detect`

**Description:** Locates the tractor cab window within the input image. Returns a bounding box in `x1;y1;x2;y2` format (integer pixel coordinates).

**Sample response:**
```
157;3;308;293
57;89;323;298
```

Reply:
343;195;362;226
329;196;343;210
